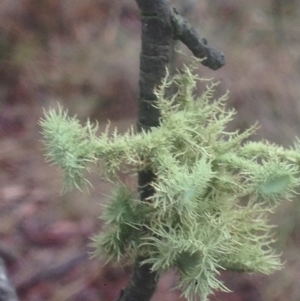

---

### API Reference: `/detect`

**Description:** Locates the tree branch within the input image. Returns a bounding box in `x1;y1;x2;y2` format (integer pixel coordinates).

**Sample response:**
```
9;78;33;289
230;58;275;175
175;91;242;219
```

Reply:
171;7;225;70
115;1;225;300
115;256;158;301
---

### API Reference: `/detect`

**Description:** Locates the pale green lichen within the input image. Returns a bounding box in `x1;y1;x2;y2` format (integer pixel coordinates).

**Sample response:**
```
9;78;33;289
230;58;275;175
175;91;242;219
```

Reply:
40;64;300;301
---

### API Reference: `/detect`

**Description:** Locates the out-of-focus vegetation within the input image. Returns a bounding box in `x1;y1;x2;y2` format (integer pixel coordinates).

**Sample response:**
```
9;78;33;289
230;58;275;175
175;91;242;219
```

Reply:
0;1;300;301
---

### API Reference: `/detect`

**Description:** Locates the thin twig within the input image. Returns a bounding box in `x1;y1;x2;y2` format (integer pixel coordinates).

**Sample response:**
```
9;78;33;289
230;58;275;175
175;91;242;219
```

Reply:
171;7;225;70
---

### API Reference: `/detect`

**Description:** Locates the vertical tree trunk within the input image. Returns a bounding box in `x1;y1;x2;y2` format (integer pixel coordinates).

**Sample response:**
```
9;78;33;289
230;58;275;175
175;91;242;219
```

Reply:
116;1;224;300
117;2;173;301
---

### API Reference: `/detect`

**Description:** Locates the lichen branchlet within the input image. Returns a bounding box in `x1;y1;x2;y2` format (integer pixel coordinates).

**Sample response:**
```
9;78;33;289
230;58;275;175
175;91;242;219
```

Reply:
40;63;300;301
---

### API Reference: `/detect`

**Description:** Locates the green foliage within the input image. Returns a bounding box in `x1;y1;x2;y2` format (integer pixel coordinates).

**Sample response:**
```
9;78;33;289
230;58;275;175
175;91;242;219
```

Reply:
40;64;300;301
40;106;98;192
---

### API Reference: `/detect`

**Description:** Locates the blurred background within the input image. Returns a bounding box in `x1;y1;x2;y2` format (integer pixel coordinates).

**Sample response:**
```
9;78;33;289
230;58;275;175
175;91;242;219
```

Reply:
0;0;300;300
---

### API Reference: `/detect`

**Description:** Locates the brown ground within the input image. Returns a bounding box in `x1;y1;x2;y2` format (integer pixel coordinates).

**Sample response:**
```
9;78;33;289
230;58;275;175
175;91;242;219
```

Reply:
1;1;300;300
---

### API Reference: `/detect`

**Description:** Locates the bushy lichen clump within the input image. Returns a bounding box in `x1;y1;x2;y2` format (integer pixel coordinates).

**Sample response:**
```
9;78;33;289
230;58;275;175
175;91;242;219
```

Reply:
40;64;300;301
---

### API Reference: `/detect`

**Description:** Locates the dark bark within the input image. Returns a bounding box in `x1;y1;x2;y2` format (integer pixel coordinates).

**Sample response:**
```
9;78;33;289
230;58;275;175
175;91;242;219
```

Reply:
116;1;225;300
171;8;224;70
115;256;158;301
